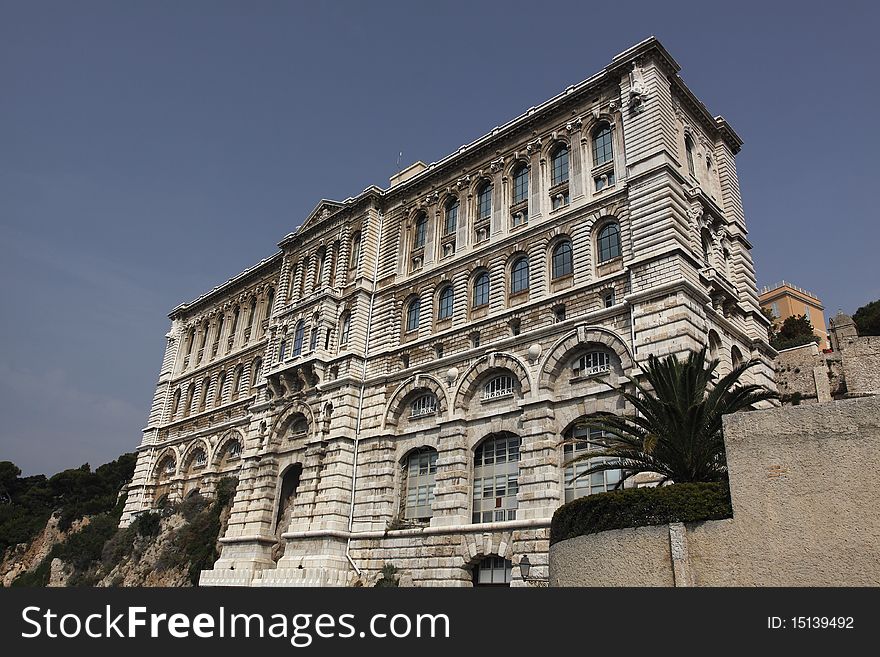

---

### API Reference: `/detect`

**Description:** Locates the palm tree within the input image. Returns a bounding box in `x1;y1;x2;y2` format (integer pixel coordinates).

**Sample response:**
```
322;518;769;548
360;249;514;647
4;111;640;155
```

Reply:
564;348;777;486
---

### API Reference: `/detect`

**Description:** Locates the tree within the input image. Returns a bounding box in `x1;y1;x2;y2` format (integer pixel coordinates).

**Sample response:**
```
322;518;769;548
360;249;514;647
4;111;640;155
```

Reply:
771;314;820;351
564;349;777;485
853;299;880;336
760;307;778;344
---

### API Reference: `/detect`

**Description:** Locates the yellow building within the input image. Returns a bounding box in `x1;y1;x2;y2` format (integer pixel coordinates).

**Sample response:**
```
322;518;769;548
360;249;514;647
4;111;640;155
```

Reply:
759;281;828;349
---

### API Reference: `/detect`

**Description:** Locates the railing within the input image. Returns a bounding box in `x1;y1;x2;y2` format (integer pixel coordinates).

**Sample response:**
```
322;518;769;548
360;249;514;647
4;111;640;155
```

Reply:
760;280;820;300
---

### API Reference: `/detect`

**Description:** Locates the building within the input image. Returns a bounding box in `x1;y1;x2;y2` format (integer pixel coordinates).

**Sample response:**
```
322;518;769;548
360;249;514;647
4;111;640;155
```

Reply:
120;37;775;587
759;281;828;349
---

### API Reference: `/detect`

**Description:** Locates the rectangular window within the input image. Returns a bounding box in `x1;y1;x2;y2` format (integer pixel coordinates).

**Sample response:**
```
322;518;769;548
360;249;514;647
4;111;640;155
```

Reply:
575;351;610;377
604;291;615;308
595;171;616;191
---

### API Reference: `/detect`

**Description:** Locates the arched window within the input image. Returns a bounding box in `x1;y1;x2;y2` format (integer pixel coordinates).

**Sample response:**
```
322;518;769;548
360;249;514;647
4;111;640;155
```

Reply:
685;134;696;177
551;240;574;279
199;320;209;352
564;424;622;502
265;288;275;318
251;358;262;391
476;183;492;221
292;320;305;356
708;330;722;362
230;307;240;344
159;456;176;479
328;243;337;288
404;449;438;521
574;351;610;377
512;163;529;204
551;144;569;186
226;440;242;460
198;378;210;412
444;198;459;235
171;388;181;418
231;366;243;400
215;371;225;407
731;345;744;369
510;256;529;294
278;339;287;362
472;556;512;586
472;272;490;308
186;328;196;358
183;384;195;417
592;123;614;166
473;434;520;523
315;248;326;290
413;212;428;250
483;374;515;399
213;314;224;355
309;325;319;352
339;312;351;346
597;223;621;263
246;297;257;330
438;286;454;320
410;392;437;418
701;229;712;267
406;298;421;333
289;414;308;438
190;447;207;470
350;232;362;273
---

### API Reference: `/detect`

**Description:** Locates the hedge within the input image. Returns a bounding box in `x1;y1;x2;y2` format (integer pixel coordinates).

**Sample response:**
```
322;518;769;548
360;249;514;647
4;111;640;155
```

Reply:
550;481;733;545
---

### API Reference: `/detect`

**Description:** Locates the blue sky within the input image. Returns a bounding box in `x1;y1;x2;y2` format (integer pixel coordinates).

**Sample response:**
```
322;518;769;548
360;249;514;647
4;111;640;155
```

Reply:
1;0;878;475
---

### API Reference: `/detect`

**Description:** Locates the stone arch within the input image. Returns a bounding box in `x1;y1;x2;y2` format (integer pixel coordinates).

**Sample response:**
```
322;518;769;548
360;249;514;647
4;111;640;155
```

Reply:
268;399;317;447
383;373;449;429
152;447;179;479
212;428;246;466
453;352;532;410
180;438;211;474
539;326;634;391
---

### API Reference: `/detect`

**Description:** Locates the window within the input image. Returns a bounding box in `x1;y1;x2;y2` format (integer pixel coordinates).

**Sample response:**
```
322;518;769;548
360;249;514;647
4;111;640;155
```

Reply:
804;306;811;322
230;307;240;343
350;233;362;273
512;164;529;204
410;393;437;418
564;425;622;502
414;213;427;249
292;321;305;356
472;272;490;308
231;367;243;400
685;134;696;177
554;305;566;322
574;351;610;376
483;374;515;400
552;190;570;210
192;448;207;469
472;556;512;586
551;145;569;186
266;288;275;317
701;229;712;267
551;240;574;279
247;297;257;330
251;359;262;390
289;415;308;438
215;372;225;407
404;449;438;520
198;378;210;412
438;286;454;320
339;313;351;346
594;171;615;191
473;434;520;524
162;457;176;477
604;290;616;308
444;199;458;235
213;314;224;356
510;257;529;294
770;302;779;318
309;325;318;351
406;298;420;333
278;339;287;362
592;123;614;166
171;388;181;417
315;249;325;290
226;440;242;459
470;331;481;348
183;384;195;417
477;183;492;221
597;223;621;263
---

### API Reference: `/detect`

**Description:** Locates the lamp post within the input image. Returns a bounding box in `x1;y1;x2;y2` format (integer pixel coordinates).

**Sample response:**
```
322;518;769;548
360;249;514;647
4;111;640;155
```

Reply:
517;555;548;585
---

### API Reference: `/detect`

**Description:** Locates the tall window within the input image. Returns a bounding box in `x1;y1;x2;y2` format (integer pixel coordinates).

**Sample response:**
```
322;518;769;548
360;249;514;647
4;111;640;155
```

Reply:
473;434;520;524
476;183;492;221
701;229;712;266
406;298;420;332
510;256;529;294
198;378;210;412
278;339;287;362
512;164;529;204
231;366;243;400
339;313;351;346
592;123;614;166
214;371;225;407
266;288;275;317
315;249;325;290
292;320;305;356
350;233;362;273
564;425;622;502
438;286;454;320
247;298;257;330
551;145;569;186
213;314;224;355
473;272;490;308
685;134;696;177
251;358;262;391
184;384;195;417
597;223;621;263
230;307;240;343
404;449;437;520
551;240;574;279
171;388;181;417
414;213;428;249
309;325;318;352
444;199;458;235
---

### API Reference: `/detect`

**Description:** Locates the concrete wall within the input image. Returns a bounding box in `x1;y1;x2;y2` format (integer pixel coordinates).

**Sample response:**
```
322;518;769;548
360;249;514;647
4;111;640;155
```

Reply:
550;396;880;586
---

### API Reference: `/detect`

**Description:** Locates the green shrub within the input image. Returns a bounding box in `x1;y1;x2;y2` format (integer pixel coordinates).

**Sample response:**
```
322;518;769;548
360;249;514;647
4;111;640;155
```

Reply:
550;481;733;545
373;563;399;587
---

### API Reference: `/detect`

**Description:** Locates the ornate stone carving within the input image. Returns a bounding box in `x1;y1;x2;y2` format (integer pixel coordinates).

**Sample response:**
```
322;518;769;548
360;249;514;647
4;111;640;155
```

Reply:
629;62;647;112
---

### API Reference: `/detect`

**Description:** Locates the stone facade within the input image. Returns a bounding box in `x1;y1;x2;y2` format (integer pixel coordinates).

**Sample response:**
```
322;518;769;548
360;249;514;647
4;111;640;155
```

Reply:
121;38;774;587
774;311;880;404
